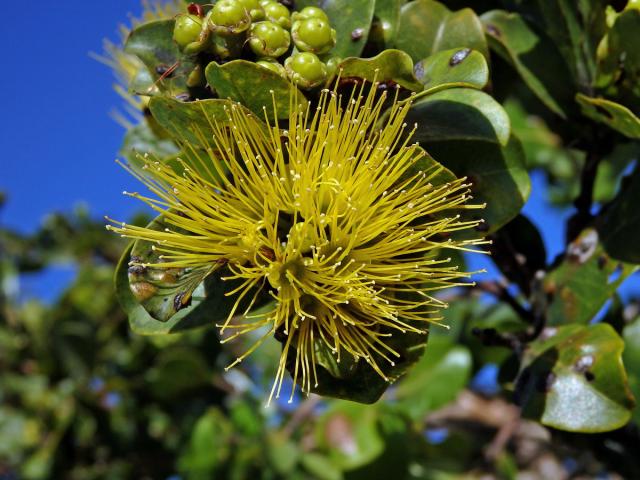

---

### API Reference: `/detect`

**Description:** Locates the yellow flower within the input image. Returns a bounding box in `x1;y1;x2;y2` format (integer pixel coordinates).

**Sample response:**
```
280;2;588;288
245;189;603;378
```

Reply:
108;84;485;403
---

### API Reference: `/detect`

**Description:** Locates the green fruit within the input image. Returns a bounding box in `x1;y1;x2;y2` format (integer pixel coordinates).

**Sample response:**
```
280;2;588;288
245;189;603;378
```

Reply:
285;52;327;89
256;59;287;77
324;56;342;78
291;18;336;54
291;6;329;23
207;0;252;36
263;2;291;29
248;21;291;57
173;14;204;49
237;0;265;21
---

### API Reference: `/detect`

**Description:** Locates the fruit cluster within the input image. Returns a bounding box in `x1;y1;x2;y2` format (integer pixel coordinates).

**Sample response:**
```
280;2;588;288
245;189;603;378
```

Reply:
173;1;339;89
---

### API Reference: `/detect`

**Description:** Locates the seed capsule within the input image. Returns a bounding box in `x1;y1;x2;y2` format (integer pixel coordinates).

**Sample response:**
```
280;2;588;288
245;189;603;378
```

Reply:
285;52;327;89
263;2;291;29
256;58;287;77
237;0;265;21
291;18;336;54
173;14;205;50
249;21;291;57
207;0;252;36
291;6;329;23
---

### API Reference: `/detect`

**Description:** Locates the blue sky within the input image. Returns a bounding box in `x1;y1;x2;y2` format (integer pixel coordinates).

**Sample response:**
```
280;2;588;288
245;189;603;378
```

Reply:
2;1;638;303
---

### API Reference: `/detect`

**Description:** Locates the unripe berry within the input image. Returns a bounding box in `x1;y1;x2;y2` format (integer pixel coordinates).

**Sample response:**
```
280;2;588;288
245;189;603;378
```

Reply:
285;52;327;89
263;2;291;29
256;58;287;77
324;56;342;78
291;6;329;23
237;0;265;21
248;21;291;57
173;14;204;49
291;18;336;54
207;0;252;36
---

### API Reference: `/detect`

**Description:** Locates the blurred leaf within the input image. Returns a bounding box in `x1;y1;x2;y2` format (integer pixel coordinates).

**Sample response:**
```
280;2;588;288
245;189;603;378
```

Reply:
414;48;489;93
481;10;574;118
394;0;488;62
146;347;212;399
395;336;472;420
409;87;510;145
178;407;233;478
301;453;344;480
297;0;376;58
576;94;640;139
267;433;299;476
317;402;384;470
205;60;305;119
119;120;179;170
598;166;640;263
545;229;637;325
423;136;530;233
124;20;196;96
516;323;635;432
339;49;423;91
623;316;640;423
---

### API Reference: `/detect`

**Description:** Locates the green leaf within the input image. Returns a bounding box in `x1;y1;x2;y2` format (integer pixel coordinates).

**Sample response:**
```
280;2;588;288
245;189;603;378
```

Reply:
516;323;635;432
146;347;212;399
414;48;489;93
316;402;384;470
545;229;637;325
301;329;428;404
178;408;233;476
124;19;196;96
115;239;268;335
421;136;530;233
205;60;305;119
409;88;511;146
481;10;574;118
597;166;640;263
369;0;403;48
623;316;640;424
301;453;344;480
576;94;640;139
339;49;423;92
119;120;179;170
297;0;376;58
394;0;488;63
395;336;472;420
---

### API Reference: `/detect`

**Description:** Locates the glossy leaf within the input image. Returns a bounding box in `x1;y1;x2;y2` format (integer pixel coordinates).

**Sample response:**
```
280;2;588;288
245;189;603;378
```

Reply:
124;20;195;96
414;48;489;93
295;0;376;58
576;94;640;139
369;0;403;48
395;0;488;62
481;10;574;118
544;230;637;325
395;336;472;420
119;120;179;171
418;136;530;233
516;323;635;432
597;167;640;263
338;49;423;91
623;317;640;423
408;87;510;145
205;60;306;119
597;8;640;93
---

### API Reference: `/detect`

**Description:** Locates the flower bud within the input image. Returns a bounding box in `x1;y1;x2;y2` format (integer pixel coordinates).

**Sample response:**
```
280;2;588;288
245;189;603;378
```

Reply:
237;0;265;21
207;0;252;36
291;6;329;23
263;2;291;29
256;58;287;77
173;14;205;50
291;18;336;54
248;21;291;58
285;52;327;89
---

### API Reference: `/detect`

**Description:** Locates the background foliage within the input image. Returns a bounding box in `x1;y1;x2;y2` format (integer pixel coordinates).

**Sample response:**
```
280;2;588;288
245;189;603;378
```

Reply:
2;0;640;478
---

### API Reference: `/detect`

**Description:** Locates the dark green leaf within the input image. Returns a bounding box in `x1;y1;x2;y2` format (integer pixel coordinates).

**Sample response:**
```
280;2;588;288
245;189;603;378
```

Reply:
421;136;530;233
576;94;640;139
339;49;423;91
369;0;403;48
598;166;640;263
124;20;196;96
395;336;472;420
178;408;233;476
205;60;305;119
623;316;640;423
414;48;489;93
517;323;635;432
545;229;637;325
481;10;574;118
394;0;488;63
409;87;510;145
